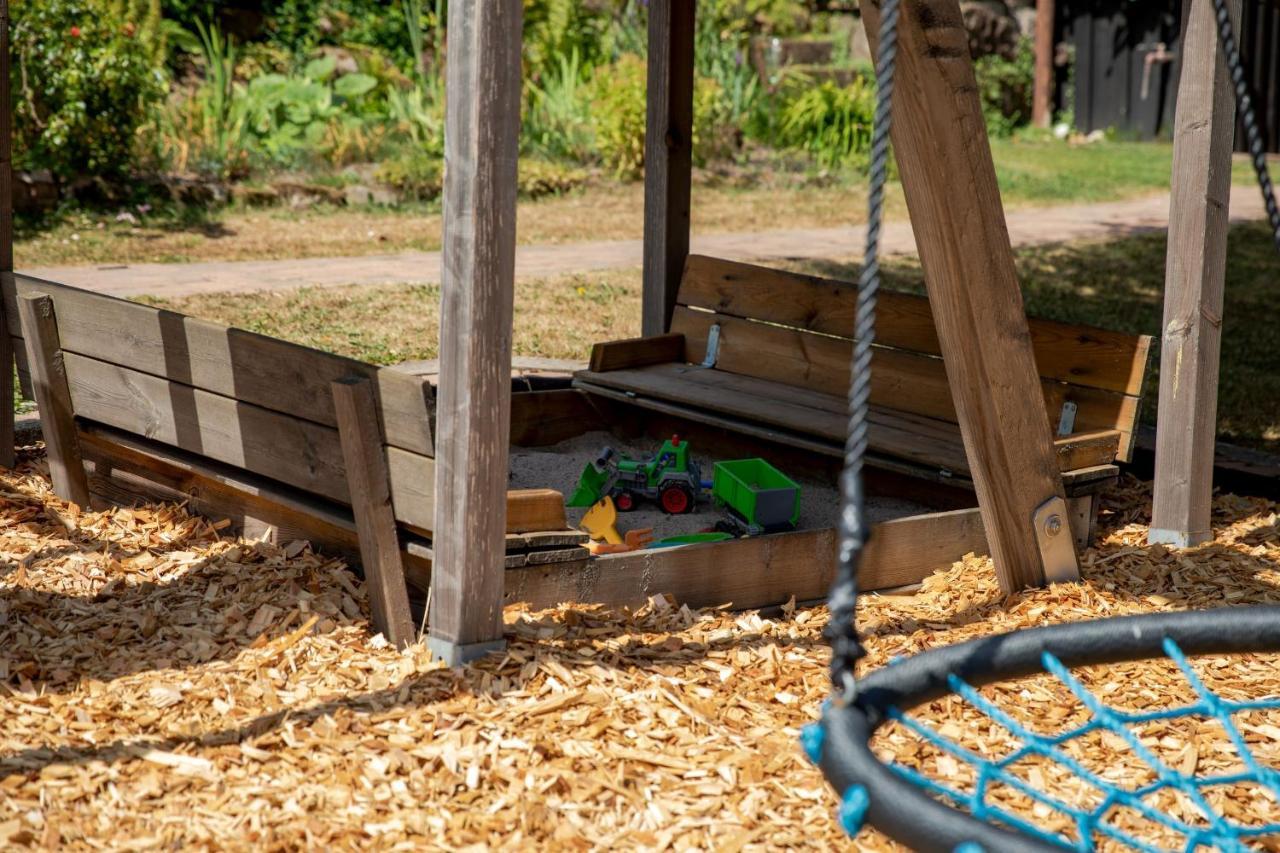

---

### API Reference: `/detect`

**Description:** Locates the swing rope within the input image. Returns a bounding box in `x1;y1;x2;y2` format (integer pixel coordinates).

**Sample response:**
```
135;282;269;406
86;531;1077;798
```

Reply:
1210;0;1280;254
825;0;898;703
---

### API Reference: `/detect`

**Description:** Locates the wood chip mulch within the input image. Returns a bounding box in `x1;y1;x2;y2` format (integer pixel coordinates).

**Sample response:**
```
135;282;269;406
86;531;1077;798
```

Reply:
4;448;1280;851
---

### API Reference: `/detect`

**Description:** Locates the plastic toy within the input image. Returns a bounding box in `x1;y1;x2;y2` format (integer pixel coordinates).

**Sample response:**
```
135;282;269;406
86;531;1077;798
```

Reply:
711;458;800;534
568;435;704;515
578;496;653;554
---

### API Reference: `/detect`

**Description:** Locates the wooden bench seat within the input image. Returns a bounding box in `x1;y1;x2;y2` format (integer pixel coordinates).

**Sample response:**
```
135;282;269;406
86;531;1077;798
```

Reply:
574;255;1153;496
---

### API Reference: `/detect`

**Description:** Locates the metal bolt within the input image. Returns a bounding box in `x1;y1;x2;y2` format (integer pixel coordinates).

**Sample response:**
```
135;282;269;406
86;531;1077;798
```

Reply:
1044;514;1063;537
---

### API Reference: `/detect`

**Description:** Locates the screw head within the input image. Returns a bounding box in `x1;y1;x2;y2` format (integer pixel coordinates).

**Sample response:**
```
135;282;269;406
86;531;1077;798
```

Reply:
1045;514;1063;537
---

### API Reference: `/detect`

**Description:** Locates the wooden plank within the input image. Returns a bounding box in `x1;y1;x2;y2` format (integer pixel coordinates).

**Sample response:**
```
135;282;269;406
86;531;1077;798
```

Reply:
575;366;1120;473
76;422;435;595
503;506;988;611
641;0;696;336
5;273;434;456
678;255;1153;397
18;295;90;505
1032;0;1056;128
671;308;1141;458
588;333;685;373
60;350;438;534
0;1;13;468
332;378;416;650
1150;0;1240;548
506;488;567;534
510;388;607;448
862;0;1073;592
429;0;522;663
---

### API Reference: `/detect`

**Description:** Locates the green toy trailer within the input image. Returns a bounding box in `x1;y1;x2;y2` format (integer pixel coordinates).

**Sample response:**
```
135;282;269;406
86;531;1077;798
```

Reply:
711;458;801;535
568;435;704;514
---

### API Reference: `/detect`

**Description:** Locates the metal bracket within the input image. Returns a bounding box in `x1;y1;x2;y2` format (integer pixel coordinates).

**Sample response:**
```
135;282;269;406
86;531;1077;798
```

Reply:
1057;401;1078;437
1033;496;1080;584
700;323;722;368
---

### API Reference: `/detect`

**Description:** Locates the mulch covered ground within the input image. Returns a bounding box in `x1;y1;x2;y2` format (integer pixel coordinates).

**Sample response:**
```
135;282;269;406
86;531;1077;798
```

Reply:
3;445;1280;850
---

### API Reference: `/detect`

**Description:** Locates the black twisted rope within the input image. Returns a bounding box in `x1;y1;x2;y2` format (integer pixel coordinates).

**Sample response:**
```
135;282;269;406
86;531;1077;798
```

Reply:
1210;0;1280;254
826;0;898;700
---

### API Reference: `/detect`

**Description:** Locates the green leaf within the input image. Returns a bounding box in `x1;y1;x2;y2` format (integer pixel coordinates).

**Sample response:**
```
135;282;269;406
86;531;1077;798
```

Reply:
303;55;337;82
333;73;377;99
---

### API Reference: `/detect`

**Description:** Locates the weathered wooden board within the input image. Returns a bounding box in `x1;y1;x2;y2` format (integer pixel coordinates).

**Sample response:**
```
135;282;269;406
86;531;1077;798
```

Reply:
672;306;1141;457
333;378;416;649
574;365;1121;474
19;295;90;505
589;333;685;373
863;0;1075;591
77;423;434;585
6;273;434;456
429;0;523;659
59;351;440;532
1150;0;1240;548
499;506;989;611
641;0;695;336
678;254;1153;396
510;388;608;447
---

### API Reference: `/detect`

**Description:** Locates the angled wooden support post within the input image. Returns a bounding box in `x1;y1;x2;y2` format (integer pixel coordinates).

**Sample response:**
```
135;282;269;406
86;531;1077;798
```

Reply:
18;294;90;506
0;0;16;468
1150;0;1240;548
428;0;522;666
332;377;416;650
862;0;1077;592
641;0;695;336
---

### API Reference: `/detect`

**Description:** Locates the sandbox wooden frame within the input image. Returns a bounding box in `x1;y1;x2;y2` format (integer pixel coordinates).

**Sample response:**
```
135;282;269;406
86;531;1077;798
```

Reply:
0;0;1235;663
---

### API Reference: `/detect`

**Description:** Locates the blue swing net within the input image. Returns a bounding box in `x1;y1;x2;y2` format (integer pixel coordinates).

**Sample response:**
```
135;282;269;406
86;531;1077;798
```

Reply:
804;636;1280;851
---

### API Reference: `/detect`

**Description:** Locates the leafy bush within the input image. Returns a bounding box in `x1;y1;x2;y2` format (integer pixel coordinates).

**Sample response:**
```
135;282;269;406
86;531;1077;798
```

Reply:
590;55;647;178
974;37;1035;138
777;79;875;168
524;49;596;164
374;149;442;201
518;159;588;199
12;0;167;180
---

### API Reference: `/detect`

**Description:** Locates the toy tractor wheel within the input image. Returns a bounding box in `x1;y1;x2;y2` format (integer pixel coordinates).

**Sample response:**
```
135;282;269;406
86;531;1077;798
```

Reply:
614;491;637;512
660;483;694;515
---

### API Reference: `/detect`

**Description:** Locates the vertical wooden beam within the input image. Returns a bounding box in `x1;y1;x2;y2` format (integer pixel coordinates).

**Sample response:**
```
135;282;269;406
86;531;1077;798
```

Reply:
18;294;89;506
862;0;1076;592
428;1;522;666
0;0;16;468
1032;0;1056;128
641;0;695;337
332;377;416;650
1150;0;1240;548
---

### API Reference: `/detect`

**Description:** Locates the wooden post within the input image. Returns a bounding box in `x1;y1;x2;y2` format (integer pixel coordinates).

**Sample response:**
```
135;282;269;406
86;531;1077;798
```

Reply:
862;0;1076;592
641;0;695;337
0;0;16;468
18;294;89;506
428;1;522;666
1032;0;1056;128
1150;0;1240;548
332;377;416;650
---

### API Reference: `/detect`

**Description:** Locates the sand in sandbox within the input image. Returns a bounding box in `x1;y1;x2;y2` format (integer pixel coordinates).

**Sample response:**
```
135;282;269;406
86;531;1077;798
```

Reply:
509;431;929;541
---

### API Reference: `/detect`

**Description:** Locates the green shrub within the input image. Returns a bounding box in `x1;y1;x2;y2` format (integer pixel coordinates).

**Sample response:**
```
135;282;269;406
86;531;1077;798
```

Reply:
524;49;596;164
590;55;647;178
974;37;1035;138
518;159;588;199
777;79;875;168
374;149;442;201
12;0;167;180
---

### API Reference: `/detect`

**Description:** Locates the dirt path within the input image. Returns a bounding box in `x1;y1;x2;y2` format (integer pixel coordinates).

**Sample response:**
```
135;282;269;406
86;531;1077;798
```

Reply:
23;188;1268;298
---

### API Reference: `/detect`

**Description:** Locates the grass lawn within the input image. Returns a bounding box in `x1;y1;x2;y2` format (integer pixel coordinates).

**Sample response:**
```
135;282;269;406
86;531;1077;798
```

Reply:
17;139;1248;268
155;220;1280;454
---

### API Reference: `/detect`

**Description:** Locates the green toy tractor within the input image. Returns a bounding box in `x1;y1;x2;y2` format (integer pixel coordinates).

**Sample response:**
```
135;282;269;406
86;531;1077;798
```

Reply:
568;435;704;514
